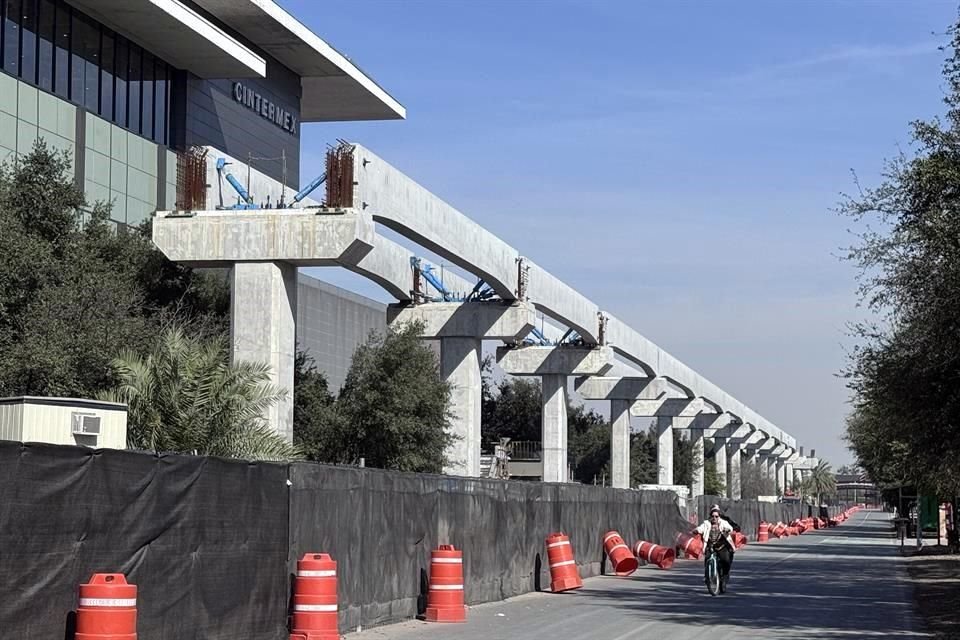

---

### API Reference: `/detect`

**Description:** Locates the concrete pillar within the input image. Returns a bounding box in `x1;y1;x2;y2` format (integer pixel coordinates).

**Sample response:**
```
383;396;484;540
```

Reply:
775;458;786;494
542;374;568;483
657;416;673;485
231;262;297;442
728;445;742;499
439;338;482;476
785;462;795;492
714;436;728;498
610;399;631;489
691;428;705;497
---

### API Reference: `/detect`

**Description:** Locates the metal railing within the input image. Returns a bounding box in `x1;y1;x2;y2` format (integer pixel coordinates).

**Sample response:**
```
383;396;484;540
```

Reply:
507;440;542;461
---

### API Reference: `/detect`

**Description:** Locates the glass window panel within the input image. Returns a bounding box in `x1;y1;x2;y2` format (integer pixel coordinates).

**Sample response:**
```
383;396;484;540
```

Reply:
113;35;127;127
127;42;140;134
141;50;153;139
4;0;20;76
99;29;112;120
53;0;67;98
37;0;52;90
69;10;87;102
153;62;166;145
20;0;35;82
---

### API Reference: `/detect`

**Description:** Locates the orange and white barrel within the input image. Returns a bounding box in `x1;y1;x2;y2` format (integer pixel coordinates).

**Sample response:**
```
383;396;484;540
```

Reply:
425;545;466;622
76;574;137;640
290;553;339;640
603;531;638;576
633;540;675;570
545;532;582;593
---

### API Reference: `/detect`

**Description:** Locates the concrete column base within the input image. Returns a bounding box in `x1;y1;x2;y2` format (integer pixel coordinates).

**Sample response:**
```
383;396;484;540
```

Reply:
610;399;631;489
439;338;482;476
231;262;297;443
542;374;568;483
656;416;673;485
691;428;705;497
728;445;742;500
714;436;728;498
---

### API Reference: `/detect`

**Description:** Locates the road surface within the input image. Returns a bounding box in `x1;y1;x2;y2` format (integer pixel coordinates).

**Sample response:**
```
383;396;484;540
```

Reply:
349;510;927;639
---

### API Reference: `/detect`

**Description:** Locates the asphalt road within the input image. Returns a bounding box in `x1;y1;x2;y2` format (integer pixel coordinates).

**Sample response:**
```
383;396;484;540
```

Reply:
349;510;928;639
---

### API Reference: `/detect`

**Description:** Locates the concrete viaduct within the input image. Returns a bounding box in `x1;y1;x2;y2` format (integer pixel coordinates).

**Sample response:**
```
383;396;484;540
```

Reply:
152;142;821;498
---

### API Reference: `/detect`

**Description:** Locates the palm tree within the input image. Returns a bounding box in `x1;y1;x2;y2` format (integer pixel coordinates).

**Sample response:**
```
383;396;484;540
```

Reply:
803;461;837;505
99;327;299;461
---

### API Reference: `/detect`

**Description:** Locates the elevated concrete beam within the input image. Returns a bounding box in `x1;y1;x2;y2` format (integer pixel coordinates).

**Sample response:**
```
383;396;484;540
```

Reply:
352;145;519;299
497;345;613;377
348;144;802;453
153;209;375;266
388;301;535;341
604;312;795;448
524;258;601;343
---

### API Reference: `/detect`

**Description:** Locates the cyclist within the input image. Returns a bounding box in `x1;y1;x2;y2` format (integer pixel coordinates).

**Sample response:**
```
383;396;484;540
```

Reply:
694;506;740;593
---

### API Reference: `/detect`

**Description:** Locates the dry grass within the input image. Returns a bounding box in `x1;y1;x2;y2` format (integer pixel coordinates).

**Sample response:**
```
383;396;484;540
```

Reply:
904;545;960;640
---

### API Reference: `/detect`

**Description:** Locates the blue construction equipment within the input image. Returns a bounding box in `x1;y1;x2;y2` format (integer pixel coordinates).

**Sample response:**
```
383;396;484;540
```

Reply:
279;171;327;208
216;158;258;210
411;257;494;303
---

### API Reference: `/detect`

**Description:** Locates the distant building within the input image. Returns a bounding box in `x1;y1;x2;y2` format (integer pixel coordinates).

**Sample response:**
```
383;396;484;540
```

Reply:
836;472;879;506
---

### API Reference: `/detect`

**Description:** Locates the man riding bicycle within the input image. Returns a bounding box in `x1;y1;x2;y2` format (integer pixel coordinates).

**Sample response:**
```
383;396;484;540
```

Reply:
694;505;741;593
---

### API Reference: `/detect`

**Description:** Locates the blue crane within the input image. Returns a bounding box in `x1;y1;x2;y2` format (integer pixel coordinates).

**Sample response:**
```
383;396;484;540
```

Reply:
279;171;327;209
216;158;258;210
411;257;495;303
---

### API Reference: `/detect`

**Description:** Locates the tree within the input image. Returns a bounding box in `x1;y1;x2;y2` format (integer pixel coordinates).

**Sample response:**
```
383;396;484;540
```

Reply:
740;459;775;500
839;16;960;496
802;461;837;505
99;327;297;461
704;458;726;497
332;321;455;473
292;351;341;462
0;141;228;399
567;405;611;484
481;376;543;444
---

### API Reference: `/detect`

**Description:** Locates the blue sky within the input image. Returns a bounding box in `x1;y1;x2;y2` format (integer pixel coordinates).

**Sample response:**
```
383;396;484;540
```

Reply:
286;0;957;466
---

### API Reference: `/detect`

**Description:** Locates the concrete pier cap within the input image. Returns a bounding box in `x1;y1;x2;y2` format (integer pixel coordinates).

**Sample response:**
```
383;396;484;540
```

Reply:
496;345;614;376
152;208;375;266
388;301;536;341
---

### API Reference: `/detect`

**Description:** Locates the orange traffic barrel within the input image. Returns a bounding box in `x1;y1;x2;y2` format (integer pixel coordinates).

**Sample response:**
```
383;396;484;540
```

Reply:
773;522;787;538
545;532;582;593
290;553;339;640
758;521;770;543
425;545;466;622
76;573;137;640
732;531;748;549
633;540;675;570
603;531;639;576
675;532;704;559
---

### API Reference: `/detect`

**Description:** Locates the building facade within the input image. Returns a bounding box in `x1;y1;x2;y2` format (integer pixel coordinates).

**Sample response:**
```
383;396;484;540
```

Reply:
296;274;387;393
0;0;403;224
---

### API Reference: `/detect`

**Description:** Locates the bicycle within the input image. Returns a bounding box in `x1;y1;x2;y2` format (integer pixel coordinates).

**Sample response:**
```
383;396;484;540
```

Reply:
704;548;721;596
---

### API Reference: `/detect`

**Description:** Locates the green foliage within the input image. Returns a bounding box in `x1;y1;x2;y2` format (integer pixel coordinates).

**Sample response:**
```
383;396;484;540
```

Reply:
296;321;455;473
567;404;611;484
98;327;298;461
839;17;960;496
292;352;341;462
739;459;775;499
482;375;543;444
704;457;726;497
0;140;228;399
802;461;837;504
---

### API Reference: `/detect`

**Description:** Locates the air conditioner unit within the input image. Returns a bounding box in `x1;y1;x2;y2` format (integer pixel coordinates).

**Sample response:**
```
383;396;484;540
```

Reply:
71;413;102;436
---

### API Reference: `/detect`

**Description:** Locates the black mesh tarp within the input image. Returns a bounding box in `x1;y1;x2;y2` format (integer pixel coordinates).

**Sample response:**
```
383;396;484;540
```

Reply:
0;441;290;639
289;463;691;631
0;442;715;637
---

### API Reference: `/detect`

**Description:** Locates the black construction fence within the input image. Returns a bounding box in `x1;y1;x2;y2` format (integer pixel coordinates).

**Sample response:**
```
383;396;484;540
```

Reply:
1;441;822;639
